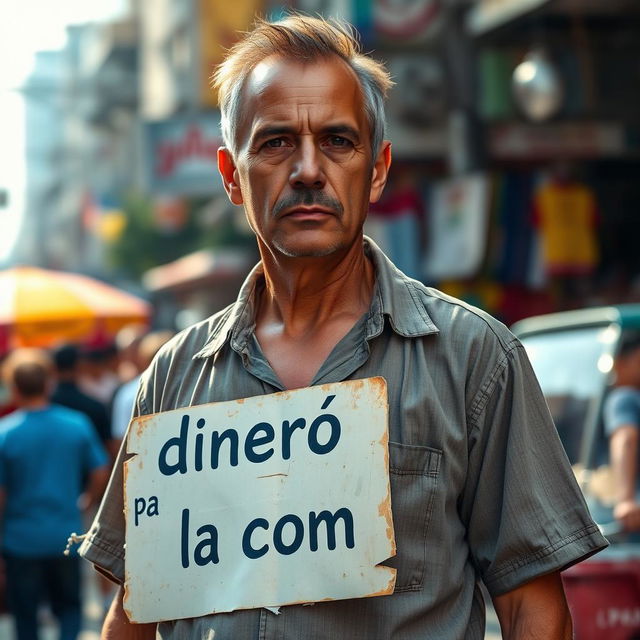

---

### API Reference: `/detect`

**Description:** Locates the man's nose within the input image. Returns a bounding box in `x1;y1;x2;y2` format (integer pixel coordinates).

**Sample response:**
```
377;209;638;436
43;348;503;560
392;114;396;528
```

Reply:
289;139;325;189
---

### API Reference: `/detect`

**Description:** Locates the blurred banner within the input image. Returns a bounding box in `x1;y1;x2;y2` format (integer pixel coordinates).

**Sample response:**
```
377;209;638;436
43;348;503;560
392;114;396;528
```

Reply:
424;174;490;281
145;113;224;196
199;0;264;107
467;0;551;35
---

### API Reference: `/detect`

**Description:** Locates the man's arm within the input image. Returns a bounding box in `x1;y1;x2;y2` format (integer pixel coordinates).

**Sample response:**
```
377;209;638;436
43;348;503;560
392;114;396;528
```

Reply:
610;425;640;530
492;571;572;640
102;586;156;640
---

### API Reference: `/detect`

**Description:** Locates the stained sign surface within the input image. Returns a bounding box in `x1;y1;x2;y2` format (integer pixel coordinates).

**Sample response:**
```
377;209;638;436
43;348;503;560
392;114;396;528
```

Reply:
123;377;396;623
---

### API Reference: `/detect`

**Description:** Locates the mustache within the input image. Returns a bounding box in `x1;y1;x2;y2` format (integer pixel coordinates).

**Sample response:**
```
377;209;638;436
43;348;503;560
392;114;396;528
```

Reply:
273;190;344;217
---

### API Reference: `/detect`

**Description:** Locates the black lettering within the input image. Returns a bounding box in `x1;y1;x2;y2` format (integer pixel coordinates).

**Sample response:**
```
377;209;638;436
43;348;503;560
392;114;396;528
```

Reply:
245;422;275;463
210;429;239;469
194;418;205;471
308;414;341;455
281;418;306;460
158;415;189;475
134;497;146;526
194;524;220;566
273;513;304;555
242;518;269;559
309;508;355;551
147;495;159;518
181;508;190;568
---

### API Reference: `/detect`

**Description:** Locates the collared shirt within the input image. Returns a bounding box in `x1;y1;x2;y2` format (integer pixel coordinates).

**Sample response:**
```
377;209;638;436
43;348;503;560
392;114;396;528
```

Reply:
80;239;607;639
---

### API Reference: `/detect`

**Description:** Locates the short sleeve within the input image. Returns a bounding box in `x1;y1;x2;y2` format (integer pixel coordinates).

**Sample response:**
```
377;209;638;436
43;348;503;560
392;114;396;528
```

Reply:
461;342;608;597
604;388;640;436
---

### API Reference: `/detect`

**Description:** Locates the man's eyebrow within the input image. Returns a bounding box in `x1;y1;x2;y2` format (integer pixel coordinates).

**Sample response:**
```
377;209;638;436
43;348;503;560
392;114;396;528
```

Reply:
250;124;362;142
251;125;297;142
321;125;361;141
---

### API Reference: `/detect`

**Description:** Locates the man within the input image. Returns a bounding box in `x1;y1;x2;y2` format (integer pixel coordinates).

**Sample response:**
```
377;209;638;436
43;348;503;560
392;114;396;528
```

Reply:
0;348;109;640
110;330;174;443
80;16;607;639
605;332;640;532
51;343;113;452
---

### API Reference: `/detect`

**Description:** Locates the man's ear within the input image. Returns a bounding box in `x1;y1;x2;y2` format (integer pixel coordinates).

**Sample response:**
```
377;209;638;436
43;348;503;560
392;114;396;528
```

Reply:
218;147;244;205
369;141;392;204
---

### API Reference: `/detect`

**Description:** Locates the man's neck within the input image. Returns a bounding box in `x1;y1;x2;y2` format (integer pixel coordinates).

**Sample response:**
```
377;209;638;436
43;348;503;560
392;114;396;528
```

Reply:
256;239;375;337
17;397;49;411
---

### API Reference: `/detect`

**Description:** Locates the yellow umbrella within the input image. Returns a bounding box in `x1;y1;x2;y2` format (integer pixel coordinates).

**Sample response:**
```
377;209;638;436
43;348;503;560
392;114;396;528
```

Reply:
0;266;151;353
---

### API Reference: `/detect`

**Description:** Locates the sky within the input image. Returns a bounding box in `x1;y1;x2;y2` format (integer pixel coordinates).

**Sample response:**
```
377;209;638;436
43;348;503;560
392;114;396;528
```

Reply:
0;0;128;264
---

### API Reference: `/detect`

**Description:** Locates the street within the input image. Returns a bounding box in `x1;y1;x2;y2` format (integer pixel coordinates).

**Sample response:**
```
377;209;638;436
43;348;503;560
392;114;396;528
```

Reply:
0;565;503;640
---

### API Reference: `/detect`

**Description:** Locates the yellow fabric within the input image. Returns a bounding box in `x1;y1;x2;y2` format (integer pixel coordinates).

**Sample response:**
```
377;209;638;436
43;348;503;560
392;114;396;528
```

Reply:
534;181;598;274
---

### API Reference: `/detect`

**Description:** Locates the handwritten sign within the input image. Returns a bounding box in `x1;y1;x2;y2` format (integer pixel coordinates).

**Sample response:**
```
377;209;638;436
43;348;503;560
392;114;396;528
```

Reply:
123;377;396;623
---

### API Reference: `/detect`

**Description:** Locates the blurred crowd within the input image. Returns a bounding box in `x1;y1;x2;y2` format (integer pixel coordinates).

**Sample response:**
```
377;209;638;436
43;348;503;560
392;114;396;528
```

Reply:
0;325;174;639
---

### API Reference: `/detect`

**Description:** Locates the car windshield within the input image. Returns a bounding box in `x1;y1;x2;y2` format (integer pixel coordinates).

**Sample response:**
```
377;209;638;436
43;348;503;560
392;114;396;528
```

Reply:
520;324;617;464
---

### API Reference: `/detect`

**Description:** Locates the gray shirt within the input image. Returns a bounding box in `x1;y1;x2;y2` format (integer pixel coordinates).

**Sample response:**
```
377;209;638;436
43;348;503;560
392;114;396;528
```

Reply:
80;239;607;639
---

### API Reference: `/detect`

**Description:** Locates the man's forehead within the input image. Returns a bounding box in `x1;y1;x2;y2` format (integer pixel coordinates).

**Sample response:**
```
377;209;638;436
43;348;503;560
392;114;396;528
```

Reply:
239;55;365;127
248;54;357;86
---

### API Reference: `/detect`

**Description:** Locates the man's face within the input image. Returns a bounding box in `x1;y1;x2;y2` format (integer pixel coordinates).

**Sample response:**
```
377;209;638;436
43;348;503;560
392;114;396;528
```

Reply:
218;55;391;258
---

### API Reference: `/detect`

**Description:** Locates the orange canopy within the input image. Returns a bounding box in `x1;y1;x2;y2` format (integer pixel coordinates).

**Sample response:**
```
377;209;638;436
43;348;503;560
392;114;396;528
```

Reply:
0;266;151;353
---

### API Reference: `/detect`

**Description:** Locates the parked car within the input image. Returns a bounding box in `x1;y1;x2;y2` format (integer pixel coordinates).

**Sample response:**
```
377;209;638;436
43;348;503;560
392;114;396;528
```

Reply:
512;305;640;640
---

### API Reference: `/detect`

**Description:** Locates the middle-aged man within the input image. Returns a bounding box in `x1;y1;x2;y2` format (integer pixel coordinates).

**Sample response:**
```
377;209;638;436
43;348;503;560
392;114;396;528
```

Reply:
80;15;607;640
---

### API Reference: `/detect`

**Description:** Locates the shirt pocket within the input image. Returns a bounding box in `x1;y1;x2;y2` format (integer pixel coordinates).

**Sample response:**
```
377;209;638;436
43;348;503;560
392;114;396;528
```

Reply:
382;440;442;592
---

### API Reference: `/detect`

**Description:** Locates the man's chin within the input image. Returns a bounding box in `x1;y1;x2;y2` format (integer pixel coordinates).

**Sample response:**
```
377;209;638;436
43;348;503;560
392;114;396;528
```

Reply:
275;243;343;258
272;231;350;259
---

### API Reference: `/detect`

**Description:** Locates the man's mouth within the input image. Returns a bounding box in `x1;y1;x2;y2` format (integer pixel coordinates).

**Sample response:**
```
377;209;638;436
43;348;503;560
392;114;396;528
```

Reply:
282;206;336;220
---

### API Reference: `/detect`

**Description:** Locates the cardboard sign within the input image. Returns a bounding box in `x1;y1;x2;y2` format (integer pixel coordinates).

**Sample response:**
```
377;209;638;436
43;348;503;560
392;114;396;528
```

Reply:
123;377;396;623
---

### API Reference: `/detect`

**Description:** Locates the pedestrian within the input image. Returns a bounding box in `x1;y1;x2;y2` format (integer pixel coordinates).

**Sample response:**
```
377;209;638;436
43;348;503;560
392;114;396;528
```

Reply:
605;331;640;533
80;15;607;639
78;341;120;408
0;348;109;640
110;330;175;444
51;344;113;454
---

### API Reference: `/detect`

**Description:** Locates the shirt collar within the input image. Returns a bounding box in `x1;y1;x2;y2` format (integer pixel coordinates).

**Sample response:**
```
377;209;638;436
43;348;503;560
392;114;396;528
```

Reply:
364;236;439;338
193;236;438;360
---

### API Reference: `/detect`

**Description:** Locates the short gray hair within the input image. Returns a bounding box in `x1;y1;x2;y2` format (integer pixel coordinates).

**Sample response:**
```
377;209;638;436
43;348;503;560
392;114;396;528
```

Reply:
212;15;393;158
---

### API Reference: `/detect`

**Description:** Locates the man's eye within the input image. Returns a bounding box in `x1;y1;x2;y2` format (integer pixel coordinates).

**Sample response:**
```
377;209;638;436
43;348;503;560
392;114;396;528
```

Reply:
328;136;351;147
264;138;285;149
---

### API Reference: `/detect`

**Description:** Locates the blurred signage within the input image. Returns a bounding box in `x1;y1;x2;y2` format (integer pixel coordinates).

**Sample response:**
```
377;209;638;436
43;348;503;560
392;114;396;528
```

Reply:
423;174;490;281
467;0;550;35
374;0;442;43
145;114;223;196
490;123;626;159
385;54;448;157
199;0;264;107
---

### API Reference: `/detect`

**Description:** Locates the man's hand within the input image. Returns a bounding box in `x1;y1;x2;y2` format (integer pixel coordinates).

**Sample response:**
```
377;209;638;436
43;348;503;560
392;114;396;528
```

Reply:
101;586;156;640
492;571;572;640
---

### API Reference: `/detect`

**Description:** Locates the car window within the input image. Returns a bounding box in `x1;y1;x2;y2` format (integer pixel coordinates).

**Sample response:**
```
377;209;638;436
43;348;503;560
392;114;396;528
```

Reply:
520;325;617;465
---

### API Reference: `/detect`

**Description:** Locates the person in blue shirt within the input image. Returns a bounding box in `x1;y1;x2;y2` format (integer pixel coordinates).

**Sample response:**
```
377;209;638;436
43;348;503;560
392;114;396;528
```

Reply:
605;332;640;533
0;348;109;640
